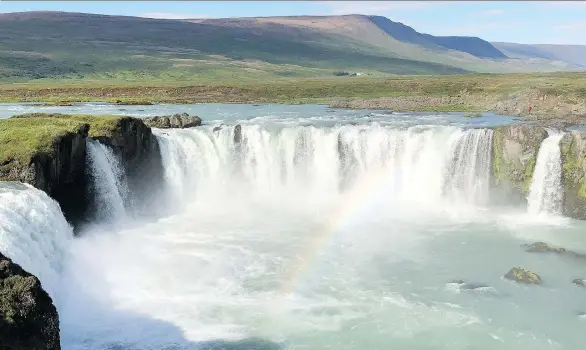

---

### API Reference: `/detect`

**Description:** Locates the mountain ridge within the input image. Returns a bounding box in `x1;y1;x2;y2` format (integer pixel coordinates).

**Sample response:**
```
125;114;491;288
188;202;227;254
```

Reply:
0;11;583;82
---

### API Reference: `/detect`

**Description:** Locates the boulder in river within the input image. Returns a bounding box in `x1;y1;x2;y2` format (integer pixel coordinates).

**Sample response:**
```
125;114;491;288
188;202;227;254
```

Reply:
573;279;585;287
523;241;566;253
504;267;542;284
143;113;202;129
0;252;60;349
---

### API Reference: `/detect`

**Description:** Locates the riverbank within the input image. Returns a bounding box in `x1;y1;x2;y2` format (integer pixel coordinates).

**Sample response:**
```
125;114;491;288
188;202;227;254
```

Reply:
1;72;585;121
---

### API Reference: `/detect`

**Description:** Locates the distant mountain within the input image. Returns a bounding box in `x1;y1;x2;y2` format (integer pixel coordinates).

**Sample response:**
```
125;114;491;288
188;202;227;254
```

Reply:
368;16;507;59
492;42;586;68
0;11;582;82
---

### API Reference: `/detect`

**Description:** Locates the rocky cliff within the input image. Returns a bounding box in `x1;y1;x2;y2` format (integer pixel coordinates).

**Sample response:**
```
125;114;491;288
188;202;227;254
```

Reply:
492;124;548;196
1;123;90;227
0;115;163;227
560;131;586;219
491;124;586;220
0;252;60;350
143;113;202;129
90;117;164;214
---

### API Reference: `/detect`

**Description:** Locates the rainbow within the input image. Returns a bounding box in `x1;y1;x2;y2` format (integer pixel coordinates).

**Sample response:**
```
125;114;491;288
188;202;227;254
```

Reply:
279;167;392;295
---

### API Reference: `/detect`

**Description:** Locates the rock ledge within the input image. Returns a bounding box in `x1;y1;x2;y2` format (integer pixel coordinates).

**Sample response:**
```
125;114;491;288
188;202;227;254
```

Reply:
143;113;202;129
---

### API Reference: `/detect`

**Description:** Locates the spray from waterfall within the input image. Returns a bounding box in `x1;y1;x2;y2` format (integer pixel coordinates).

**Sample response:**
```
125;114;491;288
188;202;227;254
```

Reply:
86;140;129;221
527;131;565;215
0;182;73;302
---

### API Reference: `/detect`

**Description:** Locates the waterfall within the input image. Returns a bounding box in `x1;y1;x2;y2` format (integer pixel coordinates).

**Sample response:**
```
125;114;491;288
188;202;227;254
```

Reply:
154;124;494;207
443;128;493;204
527;131;565;215
0;182;73;302
86;140;129;221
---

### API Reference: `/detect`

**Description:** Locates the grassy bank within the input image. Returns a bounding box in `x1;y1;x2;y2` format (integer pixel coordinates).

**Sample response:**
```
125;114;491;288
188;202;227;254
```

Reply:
1;72;585;119
0;113;122;173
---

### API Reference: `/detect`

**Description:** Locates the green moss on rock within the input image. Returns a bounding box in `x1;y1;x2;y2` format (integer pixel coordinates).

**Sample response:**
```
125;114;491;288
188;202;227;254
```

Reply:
560;131;586;219
505;267;542;284
523;241;567;253
0;252;60;349
492;124;548;195
0;113;123;176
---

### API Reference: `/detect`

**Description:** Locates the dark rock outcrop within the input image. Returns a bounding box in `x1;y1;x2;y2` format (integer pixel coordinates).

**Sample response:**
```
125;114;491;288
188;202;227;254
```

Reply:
448;280;490;291
504;267;542;284
0;124;90;226
233;124;242;145
0;117;164;228
89;117;164;218
560;131;586;219
143;113;202;129
523;242;566;253
492;124;548;196
0;252;60;349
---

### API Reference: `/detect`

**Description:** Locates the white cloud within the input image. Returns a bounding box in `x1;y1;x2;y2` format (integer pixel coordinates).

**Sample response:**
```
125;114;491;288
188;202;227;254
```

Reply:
319;1;438;15
139;12;210;20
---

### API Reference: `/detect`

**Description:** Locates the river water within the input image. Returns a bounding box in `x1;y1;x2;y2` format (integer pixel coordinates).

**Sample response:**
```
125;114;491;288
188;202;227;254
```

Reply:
0;104;585;349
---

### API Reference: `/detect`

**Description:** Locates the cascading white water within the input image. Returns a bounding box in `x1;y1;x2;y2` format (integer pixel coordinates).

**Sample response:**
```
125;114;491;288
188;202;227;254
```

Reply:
154;124;494;207
3;104;586;349
444;128;493;204
0;182;73;302
59;120;586;350
86;140;129;221
527;131;565;215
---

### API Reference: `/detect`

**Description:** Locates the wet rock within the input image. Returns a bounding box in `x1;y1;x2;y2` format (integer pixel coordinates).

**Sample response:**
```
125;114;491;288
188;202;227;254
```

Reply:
0;252;60;349
560;131;586;219
523;242;566;253
460;283;490;291
504;267;542;284
492;124;548;195
234;124;242;145
0;123;90;227
573;279;585;286
143;113;202;129
448;280;489;291
0;115;163;229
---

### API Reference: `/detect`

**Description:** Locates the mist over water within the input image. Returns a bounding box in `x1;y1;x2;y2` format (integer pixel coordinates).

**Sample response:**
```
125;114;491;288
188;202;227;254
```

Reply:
1;106;585;349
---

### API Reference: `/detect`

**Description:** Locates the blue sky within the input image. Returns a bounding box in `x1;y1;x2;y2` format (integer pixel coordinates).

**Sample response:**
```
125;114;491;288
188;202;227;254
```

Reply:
1;1;585;45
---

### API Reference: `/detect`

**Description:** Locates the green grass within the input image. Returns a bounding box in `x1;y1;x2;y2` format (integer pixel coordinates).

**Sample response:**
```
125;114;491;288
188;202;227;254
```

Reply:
1;72;585;120
0;113;122;174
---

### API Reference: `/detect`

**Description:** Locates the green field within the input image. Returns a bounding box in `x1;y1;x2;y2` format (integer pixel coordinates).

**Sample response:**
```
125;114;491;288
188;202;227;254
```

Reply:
2;73;585;120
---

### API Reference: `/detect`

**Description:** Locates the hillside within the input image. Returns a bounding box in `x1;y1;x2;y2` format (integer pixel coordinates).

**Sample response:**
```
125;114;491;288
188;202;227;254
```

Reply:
492;42;586;68
192;15;582;74
0;11;583;82
369;16;506;59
